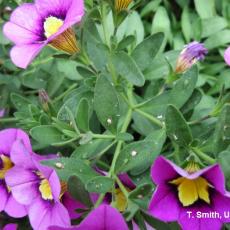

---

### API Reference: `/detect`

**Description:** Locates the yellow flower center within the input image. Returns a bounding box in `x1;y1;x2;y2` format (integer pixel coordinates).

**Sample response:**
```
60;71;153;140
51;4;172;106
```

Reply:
44;16;64;38
0;155;14;179
170;176;211;207
39;178;53;200
114;187;131;212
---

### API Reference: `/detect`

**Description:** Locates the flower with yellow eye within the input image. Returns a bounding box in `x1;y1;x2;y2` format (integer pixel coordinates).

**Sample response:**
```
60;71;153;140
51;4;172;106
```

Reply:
149;156;230;230
0;129;28;218
3;0;84;69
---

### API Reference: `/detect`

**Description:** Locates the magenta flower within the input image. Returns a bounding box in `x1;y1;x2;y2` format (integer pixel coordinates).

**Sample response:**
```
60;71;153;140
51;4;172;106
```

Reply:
3;0;84;69
3;224;18;230
224;47;230;66
0;129;28;218
149;156;230;230
5;140;71;230
48;204;129;230
175;41;208;73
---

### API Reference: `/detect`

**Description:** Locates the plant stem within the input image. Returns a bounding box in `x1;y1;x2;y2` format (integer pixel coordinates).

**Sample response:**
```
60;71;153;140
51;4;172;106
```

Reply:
109;108;133;175
92;134;116;139
188;115;211;125
134;108;164;128
191;147;216;164
0;117;18;123
53;83;78;103
115;175;129;198
94;193;106;208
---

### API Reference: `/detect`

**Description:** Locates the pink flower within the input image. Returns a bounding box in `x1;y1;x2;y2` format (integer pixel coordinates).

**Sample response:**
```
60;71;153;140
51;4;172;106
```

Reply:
3;0;84;69
224;47;230;66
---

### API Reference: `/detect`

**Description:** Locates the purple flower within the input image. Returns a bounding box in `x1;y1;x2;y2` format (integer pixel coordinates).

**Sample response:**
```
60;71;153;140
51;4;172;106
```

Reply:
224;47;230;66
115;0;132;11
0;109;5;117
48;204;129;230
5;140;71;230
3;224;18;230
0;129;28;218
3;0;84;69
175;41;208;73
149;156;230;230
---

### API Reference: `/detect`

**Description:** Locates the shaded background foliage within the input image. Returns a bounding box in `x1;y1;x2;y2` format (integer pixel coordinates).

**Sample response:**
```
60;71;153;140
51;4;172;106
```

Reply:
1;0;230;229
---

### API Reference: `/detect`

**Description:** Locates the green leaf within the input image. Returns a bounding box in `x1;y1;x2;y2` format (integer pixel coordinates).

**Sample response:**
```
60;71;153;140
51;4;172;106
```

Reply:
57;59;82;80
67;176;93;207
131;33;164;71
201;16;228;38
141;67;198;117
86;176;114;193
115;129;166;174
165;105;193;147
11;93;32;111
144;50;179;80
43;157;99;182
117;35;135;50
94;75;120;133
151;6;171;48
71;139;113;159
76;98;90;132
194;0;215;19
204;30;230;49
181;6;192;43
213;104;230;153
30;125;64;146
129;183;152;200
111;51;145;86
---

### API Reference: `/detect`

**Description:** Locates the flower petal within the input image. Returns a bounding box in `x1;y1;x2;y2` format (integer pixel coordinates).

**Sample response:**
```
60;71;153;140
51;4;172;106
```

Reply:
212;192;230;223
5;22;41;44
35;0;73;17
62;193;85;219
29;198;70;230
3;224;18;230
149;185;180;222
64;0;84;28
224;47;230;66
179;206;222;230
79;205;129;230
0;184;8;212
36;161;61;201
4;194;27;218
151;156;181;184
10;43;45;69
48;205;129;230
3;3;43;44
10;3;42;34
10;140;37;169
5;166;39;205
0;129;32;156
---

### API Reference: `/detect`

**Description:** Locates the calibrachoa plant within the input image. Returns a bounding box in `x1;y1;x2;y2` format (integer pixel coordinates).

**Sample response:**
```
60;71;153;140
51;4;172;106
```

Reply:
1;0;230;229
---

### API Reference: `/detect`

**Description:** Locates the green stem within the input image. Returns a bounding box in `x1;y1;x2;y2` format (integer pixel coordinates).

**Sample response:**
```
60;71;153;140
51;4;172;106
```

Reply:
91;134;116;139
0;117;18;123
134;108;164;128
94;193;106;208
188;115;211;125
115;175;129;198
191;147;216;164
109;108;133;175
53;83;78;103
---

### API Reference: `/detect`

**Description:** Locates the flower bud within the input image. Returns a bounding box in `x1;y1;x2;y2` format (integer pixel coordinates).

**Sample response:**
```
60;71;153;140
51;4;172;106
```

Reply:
175;41;208;74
